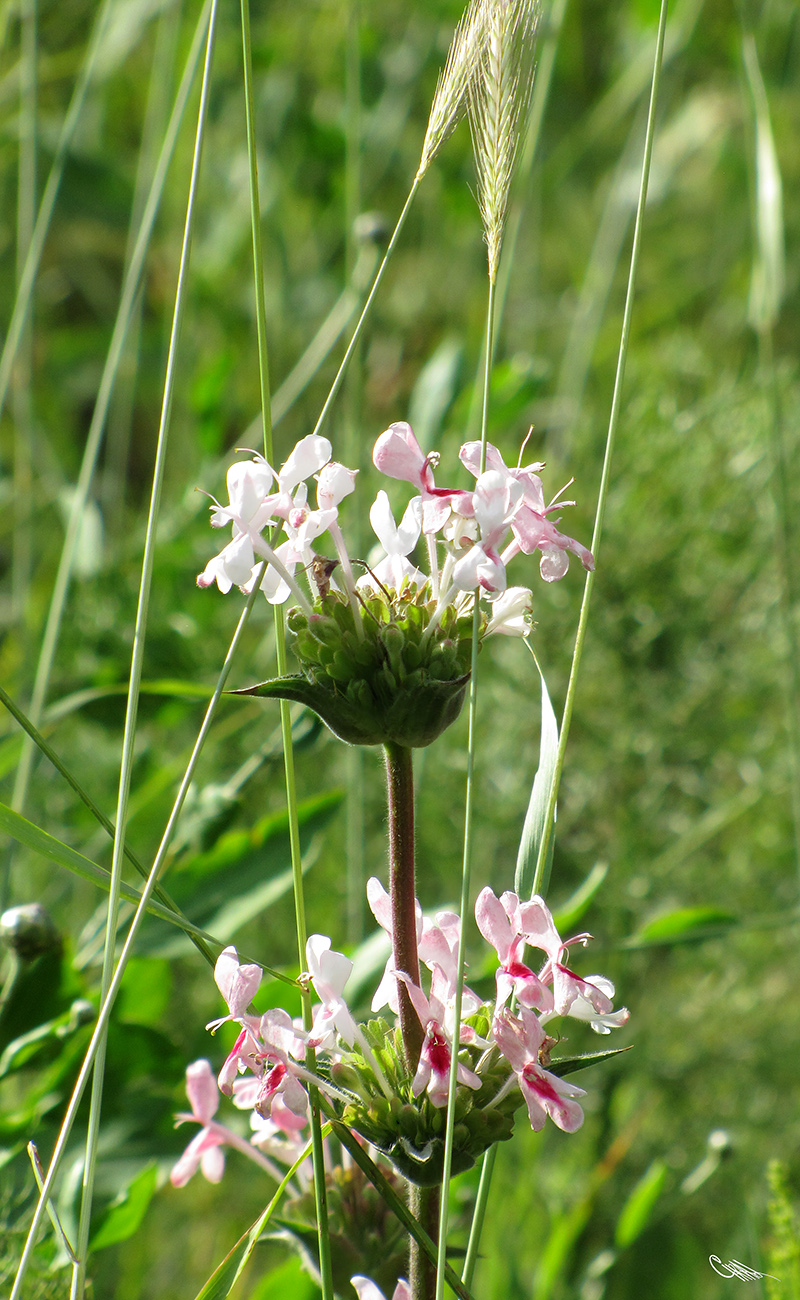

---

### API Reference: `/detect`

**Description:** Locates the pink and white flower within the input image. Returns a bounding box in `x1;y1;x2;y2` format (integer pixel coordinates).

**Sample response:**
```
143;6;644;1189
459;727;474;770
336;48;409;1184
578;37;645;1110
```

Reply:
460;440;594;582
373;421;471;534
518;898;616;1020
475;887;554;1012
207;945;262;1033
492;1007;586;1133
171;1059;229;1186
399;967;481;1108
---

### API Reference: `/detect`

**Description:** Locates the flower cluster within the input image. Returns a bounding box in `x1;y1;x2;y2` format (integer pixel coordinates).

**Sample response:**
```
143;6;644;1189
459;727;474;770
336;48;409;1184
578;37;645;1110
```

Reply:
172;885;627;1189
197;423;593;748
198;423;592;613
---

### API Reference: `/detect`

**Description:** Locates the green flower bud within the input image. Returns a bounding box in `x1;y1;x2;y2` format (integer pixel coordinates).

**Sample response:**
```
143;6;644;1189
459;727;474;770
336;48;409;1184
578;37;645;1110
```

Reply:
231;587;485;748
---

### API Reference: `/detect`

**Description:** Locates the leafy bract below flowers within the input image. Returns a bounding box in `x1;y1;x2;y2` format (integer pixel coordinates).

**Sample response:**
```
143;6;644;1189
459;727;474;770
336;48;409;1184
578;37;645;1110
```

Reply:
171;886;628;1191
197;423;593;747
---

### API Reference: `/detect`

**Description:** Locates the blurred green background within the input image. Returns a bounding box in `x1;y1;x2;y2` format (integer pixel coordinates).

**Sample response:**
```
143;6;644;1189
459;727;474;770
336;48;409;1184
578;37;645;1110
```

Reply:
1;0;799;1296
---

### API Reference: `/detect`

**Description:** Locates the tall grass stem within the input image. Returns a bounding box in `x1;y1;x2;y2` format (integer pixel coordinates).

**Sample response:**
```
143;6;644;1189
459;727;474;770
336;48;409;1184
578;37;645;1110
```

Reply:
69;6;220;1291
531;0;669;897
240;0;332;1286
435;276;497;1300
10;561;262;1300
8;0;214;839
0;0;116;421
11;0;37;625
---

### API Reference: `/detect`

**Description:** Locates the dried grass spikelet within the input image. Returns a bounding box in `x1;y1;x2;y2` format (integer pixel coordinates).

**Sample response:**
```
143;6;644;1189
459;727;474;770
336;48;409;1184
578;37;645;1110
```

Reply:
469;0;539;282
417;0;488;181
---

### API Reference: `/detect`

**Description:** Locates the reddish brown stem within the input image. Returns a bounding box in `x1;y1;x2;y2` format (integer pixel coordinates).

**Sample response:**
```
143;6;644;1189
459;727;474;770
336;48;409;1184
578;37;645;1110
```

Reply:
383;741;424;1069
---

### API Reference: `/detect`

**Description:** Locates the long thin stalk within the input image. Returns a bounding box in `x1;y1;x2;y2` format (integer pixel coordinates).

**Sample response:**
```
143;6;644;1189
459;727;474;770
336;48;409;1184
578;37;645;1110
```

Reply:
531;0;669;898
344;0;366;950
103;0;182;526
11;0;36;626
0;685;216;966
69;9;220;1293
434;277;497;1300
384;742;423;1067
10;580;264;1300
310;177;421;440
239;0;332;1290
0;0;116;422
10;0;214;832
462;1143;497;1287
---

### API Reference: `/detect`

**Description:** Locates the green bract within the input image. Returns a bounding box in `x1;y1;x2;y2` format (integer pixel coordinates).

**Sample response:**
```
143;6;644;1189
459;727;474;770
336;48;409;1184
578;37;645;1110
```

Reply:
232;585;484;748
329;1012;522;1186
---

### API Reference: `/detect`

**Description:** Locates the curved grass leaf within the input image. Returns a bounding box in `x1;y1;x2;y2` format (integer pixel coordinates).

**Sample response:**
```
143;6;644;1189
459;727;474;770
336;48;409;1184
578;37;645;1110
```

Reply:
625;906;737;948
552;861;608;933
193;1134;324;1300
614;1159;668;1248
515;654;558;899
0;799;286;981
90;1162;159;1251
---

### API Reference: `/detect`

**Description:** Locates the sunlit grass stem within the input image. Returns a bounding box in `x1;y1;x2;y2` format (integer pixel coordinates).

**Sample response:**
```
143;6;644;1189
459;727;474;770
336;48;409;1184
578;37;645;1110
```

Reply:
69;7;220;1293
531;0;669;897
240;0;333;1288
11;0;36;626
8;0;214;843
10;566;263;1300
741;30;800;883
0;0;116;422
435;276;497;1300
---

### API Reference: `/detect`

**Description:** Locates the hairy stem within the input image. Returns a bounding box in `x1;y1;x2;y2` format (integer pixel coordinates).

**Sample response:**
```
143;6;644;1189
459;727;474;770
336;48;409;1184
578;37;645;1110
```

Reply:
410;1184;441;1300
383;741;423;1068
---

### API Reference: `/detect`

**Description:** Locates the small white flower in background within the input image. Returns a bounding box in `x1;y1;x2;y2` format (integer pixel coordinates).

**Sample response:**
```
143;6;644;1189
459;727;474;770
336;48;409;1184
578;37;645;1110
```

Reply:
361;491;426;592
305;934;359;1049
485;585;533;636
351;1277;410;1300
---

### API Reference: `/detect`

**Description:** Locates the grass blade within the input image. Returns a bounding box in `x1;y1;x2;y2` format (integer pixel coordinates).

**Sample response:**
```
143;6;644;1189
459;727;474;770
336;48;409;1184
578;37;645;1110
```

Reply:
69;4;221;1289
10;0;214;832
515;649;558;899
531;0;670;897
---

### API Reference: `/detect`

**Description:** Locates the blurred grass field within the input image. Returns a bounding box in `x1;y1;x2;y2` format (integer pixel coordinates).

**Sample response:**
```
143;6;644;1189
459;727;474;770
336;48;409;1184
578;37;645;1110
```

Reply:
1;0;799;1296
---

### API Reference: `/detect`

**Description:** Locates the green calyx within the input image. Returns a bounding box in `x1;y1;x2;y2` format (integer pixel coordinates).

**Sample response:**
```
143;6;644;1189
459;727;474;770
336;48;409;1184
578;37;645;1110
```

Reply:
232;584;483;748
327;1011;521;1187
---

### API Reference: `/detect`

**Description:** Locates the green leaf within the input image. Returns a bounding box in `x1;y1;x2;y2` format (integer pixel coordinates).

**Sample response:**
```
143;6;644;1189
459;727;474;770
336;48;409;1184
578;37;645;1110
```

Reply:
625;906;737;948
552;862;608;932
142;791;342;955
193;1135;321;1299
515;656;558;899
0;799;226;947
247;1256;316;1300
548;1045;632;1078
90;1163;159;1251
614;1160;668;1248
